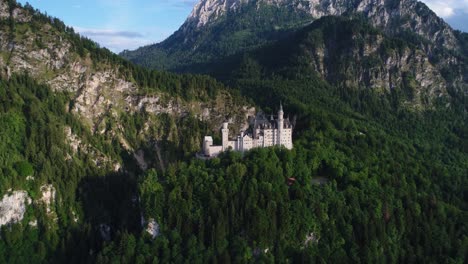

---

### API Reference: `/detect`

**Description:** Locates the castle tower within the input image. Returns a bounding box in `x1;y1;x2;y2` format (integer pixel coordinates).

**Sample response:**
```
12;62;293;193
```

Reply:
222;122;229;151
203;136;213;155
277;102;284;146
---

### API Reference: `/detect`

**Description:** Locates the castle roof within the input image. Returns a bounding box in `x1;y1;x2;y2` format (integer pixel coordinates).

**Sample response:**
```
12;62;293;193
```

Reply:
250;112;292;129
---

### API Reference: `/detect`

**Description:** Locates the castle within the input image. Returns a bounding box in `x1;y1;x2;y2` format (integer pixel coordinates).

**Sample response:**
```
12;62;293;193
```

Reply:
203;104;293;157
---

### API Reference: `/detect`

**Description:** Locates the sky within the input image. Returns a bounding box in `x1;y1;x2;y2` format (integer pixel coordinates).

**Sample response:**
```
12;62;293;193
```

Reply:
17;0;198;52
16;0;468;53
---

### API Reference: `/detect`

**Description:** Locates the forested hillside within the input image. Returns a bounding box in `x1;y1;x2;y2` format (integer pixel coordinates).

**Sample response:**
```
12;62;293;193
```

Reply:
0;0;467;263
0;1;249;262
118;1;467;262
98;69;467;262
200;16;466;109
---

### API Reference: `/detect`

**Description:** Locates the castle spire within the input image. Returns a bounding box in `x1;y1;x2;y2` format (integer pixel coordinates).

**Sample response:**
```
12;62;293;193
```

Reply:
222;121;229;151
278;101;284;119
277;102;284;145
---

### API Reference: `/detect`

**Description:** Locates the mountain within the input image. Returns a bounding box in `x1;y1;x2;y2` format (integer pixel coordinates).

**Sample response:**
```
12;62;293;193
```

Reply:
200;16;457;109
1;1;467;263
121;0;467;100
185;0;459;49
0;1;251;261
0;0;250;158
122;0;463;66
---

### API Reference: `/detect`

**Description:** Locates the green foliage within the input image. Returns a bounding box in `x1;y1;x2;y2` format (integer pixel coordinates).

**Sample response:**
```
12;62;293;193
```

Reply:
102;39;468;261
139;169;164;219
1;3;467;263
0;111;25;168
0;74;135;262
0;6;247;262
102;104;467;262
14;161;33;177
100;15;468;263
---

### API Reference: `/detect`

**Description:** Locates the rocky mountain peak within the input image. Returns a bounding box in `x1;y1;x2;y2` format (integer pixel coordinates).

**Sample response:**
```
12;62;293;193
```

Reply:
187;0;245;28
185;0;459;50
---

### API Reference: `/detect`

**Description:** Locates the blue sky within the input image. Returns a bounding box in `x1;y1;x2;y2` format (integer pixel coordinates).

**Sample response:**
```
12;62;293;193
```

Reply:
17;0;468;53
17;0;198;52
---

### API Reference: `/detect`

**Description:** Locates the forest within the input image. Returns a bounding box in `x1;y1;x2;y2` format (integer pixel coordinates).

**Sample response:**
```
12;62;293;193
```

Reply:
96;70;468;263
1;58;465;264
0;1;467;263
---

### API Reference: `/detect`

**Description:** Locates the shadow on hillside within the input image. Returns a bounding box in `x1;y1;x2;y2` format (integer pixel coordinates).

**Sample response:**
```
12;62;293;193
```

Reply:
59;151;143;263
59;140;191;262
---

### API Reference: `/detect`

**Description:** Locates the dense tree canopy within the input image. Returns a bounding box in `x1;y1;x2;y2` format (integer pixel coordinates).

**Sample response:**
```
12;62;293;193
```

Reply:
0;1;466;263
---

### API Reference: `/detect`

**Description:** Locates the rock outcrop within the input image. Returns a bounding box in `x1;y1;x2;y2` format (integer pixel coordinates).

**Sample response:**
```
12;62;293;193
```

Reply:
0;191;31;227
38;184;56;215
145;218;160;239
294;18;449;104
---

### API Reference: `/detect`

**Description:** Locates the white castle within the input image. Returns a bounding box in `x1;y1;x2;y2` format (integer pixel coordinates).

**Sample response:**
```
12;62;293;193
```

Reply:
203;104;293;157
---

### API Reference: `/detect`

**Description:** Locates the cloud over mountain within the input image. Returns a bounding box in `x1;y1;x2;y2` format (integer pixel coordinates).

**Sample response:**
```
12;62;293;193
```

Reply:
420;0;468;18
74;27;152;52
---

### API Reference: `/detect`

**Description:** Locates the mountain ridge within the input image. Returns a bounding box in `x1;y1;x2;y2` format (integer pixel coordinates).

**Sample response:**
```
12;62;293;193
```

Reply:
122;0;467;103
0;1;251;136
185;0;459;49
122;0;464;71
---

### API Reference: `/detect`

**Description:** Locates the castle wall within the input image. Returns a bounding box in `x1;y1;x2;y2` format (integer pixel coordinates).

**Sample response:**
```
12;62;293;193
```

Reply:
263;129;274;147
203;136;214;155
253;135;264;148
281;128;293;149
242;135;254;151
207;146;223;157
227;141;236;150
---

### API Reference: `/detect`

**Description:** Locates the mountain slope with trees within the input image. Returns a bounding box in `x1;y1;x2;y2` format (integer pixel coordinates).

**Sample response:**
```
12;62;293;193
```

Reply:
119;0;467;262
0;0;466;263
99;61;467;262
122;0;467;98
0;1;249;262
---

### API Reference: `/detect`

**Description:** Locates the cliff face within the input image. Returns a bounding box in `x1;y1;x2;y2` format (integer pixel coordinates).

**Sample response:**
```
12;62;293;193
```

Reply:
219;16;450;108
293;18;448;105
186;0;459;50
0;6;233;128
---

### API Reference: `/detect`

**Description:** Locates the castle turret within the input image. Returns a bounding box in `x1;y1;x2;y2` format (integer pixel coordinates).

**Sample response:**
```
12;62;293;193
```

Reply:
222;122;229;151
203;136;213;156
278;102;284;146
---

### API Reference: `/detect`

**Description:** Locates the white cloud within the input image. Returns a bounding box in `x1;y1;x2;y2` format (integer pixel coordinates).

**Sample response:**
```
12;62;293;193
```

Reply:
419;0;468;18
74;27;153;53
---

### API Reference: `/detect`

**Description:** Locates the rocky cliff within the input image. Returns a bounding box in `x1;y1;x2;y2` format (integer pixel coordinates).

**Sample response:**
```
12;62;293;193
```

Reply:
275;17;449;105
0;1;251;164
185;0;459;50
